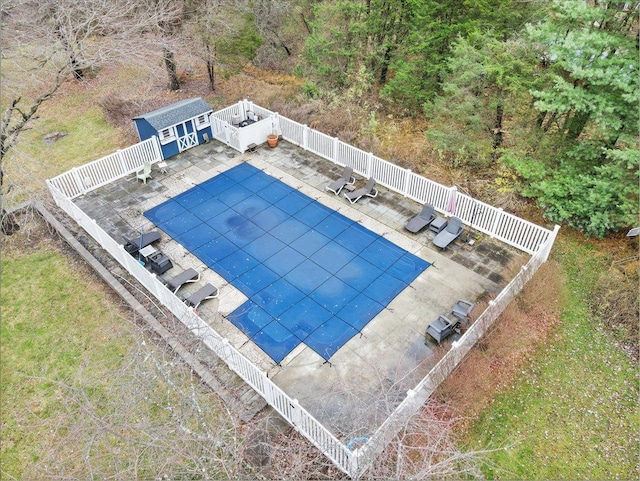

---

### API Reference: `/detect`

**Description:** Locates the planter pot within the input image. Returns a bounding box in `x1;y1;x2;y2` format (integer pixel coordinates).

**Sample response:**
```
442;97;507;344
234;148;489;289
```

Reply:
266;134;279;148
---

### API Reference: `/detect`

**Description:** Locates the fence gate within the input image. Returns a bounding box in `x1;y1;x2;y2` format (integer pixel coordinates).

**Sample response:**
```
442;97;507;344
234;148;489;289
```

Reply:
211;117;227;141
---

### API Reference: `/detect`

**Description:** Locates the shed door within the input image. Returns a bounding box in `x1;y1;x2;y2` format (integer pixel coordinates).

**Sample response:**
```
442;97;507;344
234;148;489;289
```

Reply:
177;119;198;152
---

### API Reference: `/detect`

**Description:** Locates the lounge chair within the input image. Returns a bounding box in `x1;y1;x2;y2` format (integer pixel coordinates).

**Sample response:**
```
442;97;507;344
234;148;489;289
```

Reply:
135;161;152;184
326;166;356;195
123;230;161;256
451;299;475;323
165;268;200;293
344;177;378;204
184;283;219;309
426;314;459;343
405;203;436;233
432;216;463;249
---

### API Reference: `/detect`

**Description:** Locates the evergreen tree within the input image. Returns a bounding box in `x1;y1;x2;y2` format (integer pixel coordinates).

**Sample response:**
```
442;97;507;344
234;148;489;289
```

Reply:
507;0;639;236
382;0;542;107
425;32;541;166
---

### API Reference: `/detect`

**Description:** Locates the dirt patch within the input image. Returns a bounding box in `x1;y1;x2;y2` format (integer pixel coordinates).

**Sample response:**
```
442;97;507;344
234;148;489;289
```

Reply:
593;257;639;361
242;422;346;480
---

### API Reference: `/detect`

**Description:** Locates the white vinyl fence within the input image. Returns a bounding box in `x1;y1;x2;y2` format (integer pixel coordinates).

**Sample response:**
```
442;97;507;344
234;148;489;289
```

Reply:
210;100;280;153
47;100;559;478
351;237;552;475
216;100;555;256
46;181;357;477
47;137;162;199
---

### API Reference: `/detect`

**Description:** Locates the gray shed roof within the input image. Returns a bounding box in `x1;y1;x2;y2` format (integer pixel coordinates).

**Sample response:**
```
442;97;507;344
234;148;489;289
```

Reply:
133;98;212;131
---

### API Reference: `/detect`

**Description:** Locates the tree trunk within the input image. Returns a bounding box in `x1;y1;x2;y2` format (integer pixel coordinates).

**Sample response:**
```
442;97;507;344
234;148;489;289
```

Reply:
54;19;84;80
270;29;291;56
542;111;558;132
70;53;84;80
163;48;180;91
205;44;215;92
492;103;504;150
300;12;312;35
379;45;392;84
206;59;215;92
279;40;291;56
564;110;590;140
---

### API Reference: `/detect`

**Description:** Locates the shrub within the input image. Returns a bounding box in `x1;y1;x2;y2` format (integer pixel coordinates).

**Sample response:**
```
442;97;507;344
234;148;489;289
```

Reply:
302;82;320;99
502;143;640;238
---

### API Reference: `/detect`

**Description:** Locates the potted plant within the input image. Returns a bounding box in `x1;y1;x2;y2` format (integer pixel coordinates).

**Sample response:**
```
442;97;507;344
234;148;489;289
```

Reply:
267;133;278;148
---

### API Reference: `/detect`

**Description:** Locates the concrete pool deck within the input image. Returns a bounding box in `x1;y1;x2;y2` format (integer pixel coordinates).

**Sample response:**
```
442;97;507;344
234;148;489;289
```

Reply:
74;139;525;438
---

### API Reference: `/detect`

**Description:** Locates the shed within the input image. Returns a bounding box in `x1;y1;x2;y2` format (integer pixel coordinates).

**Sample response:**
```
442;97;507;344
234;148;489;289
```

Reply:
133;98;213;160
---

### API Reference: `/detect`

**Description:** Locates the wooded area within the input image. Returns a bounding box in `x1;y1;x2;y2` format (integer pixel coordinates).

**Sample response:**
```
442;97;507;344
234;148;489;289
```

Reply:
1;0;638;237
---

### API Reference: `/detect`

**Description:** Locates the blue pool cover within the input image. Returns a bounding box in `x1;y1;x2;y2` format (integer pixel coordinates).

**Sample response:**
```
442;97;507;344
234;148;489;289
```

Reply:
145;163;430;363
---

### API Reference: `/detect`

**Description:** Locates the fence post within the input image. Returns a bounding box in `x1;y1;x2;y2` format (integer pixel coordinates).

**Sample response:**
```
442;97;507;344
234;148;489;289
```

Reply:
273;112;281;136
366;152;373;178
403;169;412;197
151;136;163;162
303;125;309;150
149;272;163;300
237;100;244;119
291;398;302;428
116;149;128;174
220;338;231;363
490;208;503;238
262;372;275;405
221;125;228;146
539;224;560;262
89;218;101;242
333;137;339;164
348;449;361;480
70;167;87;195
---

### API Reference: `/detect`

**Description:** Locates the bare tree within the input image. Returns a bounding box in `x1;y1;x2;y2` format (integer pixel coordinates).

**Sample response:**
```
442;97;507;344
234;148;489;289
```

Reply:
0;1;70;233
26;0;179;78
8;284;493;480
147;0;188;91
184;0;229;92
183;0;256;91
8;0;186;89
16;319;251;480
245;358;491;480
0;0;185;232
253;0;294;57
0;71;66;234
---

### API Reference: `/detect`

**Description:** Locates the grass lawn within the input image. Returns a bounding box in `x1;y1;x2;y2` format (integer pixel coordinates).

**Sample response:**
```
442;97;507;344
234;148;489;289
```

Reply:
1;57;155;203
5;93;122;200
465;235;640;479
0;237;234;480
1;247;133;478
2;63;239;479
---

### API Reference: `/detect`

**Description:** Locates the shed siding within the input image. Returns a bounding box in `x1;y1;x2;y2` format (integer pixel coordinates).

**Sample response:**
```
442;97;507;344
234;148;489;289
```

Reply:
132;98;214;160
134;119;157;143
161;140;179;159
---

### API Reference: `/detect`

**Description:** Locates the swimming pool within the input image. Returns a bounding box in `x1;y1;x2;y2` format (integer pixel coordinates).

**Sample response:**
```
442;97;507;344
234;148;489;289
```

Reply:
145;163;430;363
